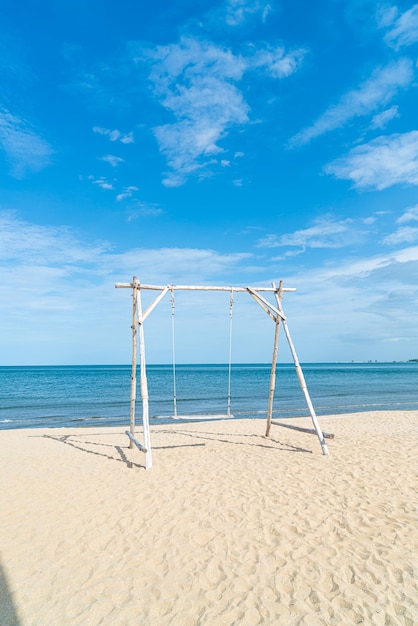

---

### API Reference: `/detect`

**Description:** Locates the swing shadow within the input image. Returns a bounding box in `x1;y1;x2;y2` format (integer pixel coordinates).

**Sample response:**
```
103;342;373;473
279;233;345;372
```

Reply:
155;427;313;454
38;433;206;469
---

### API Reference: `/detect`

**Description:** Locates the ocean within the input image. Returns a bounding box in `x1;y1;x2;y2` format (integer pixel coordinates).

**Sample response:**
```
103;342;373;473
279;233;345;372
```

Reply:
1;362;417;430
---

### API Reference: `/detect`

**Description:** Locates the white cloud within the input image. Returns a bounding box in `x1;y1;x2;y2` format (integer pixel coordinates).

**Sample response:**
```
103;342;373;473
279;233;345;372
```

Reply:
88;175;114;190
370;105;399;129
302;245;418;281
376;4;399;29
288;59;413;147
99;155;125;167
125;202;164;220
0;108;53;177
224;0;271;26
325;130;418;190
2;211;418;363
250;45;306;78
383;3;418;49
256;216;360;249
382;226;418;244
144;37;248;186
0;212;252;283
271;247;306;261
277;245;418;360
120;133;134;145
397;204;418;223
116;185;139;201
137;206;164;217
155;118;238;187
93;126;134;144
0;211;110;265
385;204;418;242
0;211;257;363
139;36;304;186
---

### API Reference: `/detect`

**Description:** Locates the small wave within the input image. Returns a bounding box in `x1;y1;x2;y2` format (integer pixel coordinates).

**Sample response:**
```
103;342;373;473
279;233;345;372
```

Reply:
69;416;111;423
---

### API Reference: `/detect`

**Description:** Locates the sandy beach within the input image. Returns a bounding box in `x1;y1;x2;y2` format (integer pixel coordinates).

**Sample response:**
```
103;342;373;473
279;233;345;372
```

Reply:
1;411;417;625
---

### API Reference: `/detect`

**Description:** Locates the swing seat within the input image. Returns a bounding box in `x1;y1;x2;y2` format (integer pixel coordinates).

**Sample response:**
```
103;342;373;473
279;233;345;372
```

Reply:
172;413;234;420
152;413;234;420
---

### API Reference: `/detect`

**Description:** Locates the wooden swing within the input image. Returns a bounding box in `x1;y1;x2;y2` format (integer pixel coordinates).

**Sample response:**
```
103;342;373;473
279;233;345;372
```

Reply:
115;278;331;469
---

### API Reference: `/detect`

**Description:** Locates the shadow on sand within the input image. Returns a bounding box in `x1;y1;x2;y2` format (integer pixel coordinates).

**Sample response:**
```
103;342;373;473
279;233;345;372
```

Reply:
39;432;206;469
33;421;314;472
0;561;21;626
154;427;313;454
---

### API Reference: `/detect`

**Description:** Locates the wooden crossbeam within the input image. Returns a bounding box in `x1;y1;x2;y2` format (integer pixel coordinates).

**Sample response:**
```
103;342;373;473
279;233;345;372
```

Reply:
125;430;148;453
116;282;296;293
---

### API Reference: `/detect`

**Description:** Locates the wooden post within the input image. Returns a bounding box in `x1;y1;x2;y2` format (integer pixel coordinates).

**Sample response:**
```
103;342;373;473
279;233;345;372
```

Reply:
266;310;280;437
272;282;329;456
137;287;152;469
129;277;139;449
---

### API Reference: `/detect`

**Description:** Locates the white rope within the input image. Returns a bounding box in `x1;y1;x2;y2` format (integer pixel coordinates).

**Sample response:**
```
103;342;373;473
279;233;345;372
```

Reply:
170;288;178;418
227;290;234;417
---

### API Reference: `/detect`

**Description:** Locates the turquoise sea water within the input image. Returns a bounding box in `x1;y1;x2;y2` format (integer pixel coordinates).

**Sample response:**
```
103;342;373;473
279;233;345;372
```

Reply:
0;363;417;429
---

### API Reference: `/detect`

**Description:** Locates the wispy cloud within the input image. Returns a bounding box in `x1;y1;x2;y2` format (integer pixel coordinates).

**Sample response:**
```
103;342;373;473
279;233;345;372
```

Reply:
93;126;134;144
256;216;362;249
99;155;125;167
223;0;272;26
383;203;418;244
87;175;115;190
2;211;417;362
0;211;252;290
116;186;139;202
376;4;399;29
249;45;306;78
397;204;418;223
0;210;256;362
382;226;418;245
0;211;109;265
0;108;53;177
138;36;304;186
292;245;418;282
276;245;418;357
143;37;248;186
325;130;418;190
370;105;399;130
288;59;413;147
127;203;165;218
380;3;418;49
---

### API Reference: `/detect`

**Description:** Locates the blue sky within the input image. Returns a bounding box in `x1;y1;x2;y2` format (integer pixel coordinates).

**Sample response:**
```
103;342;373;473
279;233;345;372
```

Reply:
1;0;418;365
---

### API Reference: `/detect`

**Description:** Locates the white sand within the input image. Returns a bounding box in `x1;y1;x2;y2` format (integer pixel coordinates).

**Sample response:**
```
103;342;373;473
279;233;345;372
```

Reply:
0;411;417;625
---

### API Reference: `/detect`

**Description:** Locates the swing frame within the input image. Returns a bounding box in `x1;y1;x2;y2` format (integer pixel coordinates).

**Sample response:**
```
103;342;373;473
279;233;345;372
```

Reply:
115;277;329;469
